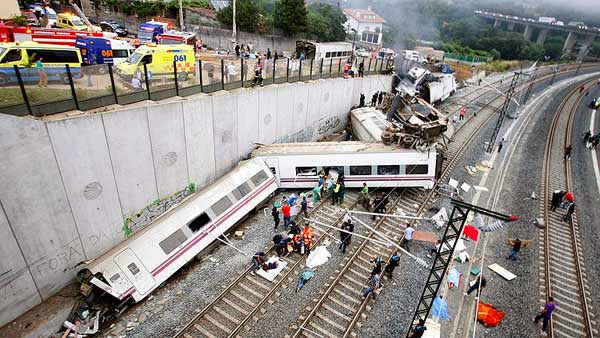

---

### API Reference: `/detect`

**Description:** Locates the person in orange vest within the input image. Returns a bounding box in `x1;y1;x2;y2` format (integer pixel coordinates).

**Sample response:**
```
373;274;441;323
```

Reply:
301;222;314;255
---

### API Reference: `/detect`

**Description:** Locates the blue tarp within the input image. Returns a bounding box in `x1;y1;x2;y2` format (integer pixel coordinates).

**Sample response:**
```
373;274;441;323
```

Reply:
432;296;451;321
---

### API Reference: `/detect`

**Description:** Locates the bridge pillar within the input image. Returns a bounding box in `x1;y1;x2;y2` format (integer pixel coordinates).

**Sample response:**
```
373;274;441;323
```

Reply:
494;19;501;28
523;25;533;41
507;22;515;31
577;35;596;62
562;32;578;58
536;29;548;44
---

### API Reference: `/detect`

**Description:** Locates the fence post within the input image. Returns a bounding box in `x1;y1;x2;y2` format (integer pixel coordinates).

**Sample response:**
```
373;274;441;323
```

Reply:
107;64;118;105
329;59;332;77
337;59;341;76
13;65;32;115
298;60;302;81
309;59;313;80
319;59;323;79
65;64;80;111
199;60;203;93
379;57;384;72
240;58;244;87
143;63;151;100
368;58;372;74
221;59;225;90
173;60;180;96
272;58;276;84
286;58;290;82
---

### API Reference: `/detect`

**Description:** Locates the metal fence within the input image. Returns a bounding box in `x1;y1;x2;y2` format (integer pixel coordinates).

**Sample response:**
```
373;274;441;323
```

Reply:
444;53;492;63
0;56;393;117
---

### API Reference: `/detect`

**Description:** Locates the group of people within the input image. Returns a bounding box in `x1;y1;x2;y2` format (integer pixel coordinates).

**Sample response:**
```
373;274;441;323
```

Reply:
361;252;401;301
272;221;315;258
550;190;576;223
342;59;365;79
583;130;600;149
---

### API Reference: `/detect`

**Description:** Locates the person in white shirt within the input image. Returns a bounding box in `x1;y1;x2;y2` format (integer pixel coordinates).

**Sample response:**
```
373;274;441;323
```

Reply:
226;62;237;83
401;225;415;252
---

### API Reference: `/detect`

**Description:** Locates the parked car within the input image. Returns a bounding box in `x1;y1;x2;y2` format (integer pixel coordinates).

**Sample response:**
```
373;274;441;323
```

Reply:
21;10;41;27
100;21;128;37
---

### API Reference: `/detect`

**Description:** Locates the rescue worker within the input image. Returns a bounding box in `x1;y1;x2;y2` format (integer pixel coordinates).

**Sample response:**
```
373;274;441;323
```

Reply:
271;204;280;229
339;218;353;253
338;178;346;204
584;130;592;146
359;182;370;210
332;181;341;205
281;201;291;230
301;222;314;255
401;224;415;252
534;297;555;333
371;91;378;107
273;233;286;257
370;256;383;277
300;196;308;217
359;93;366;107
563;202;576;223
384;251;401;279
550;190;565;211
251;64;263;87
358;61;364;77
288;220;301;236
293;233;303;253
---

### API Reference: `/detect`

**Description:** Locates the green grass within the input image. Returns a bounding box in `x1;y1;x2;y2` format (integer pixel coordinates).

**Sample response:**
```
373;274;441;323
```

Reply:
0;87;112;107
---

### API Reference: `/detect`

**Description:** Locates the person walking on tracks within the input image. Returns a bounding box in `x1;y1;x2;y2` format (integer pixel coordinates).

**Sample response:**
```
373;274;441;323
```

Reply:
271;204;280;229
338;178;346;204
331;181;341;205
281;202;291;230
497;138;505;153
401;224;415;252
384;251;401;279
506;238;521;261
465;274;486;297
564;145;573;160
533;297;555;334
339;218;354;254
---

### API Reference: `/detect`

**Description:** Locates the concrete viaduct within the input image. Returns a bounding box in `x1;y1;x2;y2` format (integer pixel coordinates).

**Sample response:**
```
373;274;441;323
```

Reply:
476;12;600;60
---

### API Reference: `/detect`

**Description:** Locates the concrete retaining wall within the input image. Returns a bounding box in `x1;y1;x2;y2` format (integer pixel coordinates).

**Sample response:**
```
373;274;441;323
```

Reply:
0;74;391;326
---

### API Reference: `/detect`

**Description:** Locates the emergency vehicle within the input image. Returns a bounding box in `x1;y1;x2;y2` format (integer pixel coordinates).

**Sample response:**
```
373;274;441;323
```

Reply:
0;42;82;85
0;24;113;46
76;36;135;72
56;13;89;31
115;44;195;81
137;21;168;43
158;30;196;46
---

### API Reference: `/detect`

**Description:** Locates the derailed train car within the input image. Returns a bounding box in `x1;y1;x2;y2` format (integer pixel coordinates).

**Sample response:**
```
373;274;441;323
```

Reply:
77;158;277;306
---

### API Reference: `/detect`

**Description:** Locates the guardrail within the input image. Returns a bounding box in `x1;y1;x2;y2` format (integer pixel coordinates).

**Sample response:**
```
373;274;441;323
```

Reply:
0;56;393;117
445;53;492;63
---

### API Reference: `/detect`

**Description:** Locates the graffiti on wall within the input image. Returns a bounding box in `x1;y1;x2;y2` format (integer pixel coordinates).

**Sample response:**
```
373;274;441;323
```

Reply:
122;182;196;237
317;116;341;135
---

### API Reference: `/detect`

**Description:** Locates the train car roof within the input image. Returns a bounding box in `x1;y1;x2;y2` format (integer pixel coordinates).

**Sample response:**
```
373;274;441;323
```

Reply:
251;141;419;156
84;157;269;266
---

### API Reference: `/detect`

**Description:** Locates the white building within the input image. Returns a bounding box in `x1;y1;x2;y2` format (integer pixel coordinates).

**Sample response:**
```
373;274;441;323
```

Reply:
342;7;385;49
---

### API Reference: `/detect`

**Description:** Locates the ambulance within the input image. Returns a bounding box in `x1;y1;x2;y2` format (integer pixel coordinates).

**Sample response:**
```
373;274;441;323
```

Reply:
0;42;82;85
115;44;195;81
76;36;135;72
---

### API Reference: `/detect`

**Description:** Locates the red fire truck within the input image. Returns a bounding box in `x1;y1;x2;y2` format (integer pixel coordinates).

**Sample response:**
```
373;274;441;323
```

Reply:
0;24;114;46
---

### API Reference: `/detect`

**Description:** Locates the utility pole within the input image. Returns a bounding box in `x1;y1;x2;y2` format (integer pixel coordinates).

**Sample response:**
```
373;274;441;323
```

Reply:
178;0;185;31
486;72;520;153
232;0;237;49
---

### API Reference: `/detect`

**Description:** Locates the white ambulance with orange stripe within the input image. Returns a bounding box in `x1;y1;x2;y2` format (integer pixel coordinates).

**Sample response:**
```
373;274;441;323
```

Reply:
115;44;195;81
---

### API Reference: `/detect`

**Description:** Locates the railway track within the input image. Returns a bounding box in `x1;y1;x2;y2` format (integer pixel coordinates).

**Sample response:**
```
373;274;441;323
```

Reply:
540;79;597;338
171;63;600;338
172;190;370;338
287;64;600;338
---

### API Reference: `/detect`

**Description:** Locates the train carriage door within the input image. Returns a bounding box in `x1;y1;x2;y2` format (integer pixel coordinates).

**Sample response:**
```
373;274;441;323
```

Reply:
114;248;156;296
263;157;280;186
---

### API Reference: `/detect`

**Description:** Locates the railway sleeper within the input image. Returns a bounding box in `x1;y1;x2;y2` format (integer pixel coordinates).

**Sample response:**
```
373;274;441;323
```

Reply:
193;323;219;338
315;311;346;331
322;302;353;322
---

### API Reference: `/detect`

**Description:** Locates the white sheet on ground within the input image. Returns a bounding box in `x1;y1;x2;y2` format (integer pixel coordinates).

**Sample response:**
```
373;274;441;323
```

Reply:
423;319;441;338
256;256;287;282
306;246;332;269
432;207;448;228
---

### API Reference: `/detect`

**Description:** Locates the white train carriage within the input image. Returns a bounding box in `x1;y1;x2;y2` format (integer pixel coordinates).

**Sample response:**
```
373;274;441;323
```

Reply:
252;141;440;189
350;107;391;142
79;158;277;303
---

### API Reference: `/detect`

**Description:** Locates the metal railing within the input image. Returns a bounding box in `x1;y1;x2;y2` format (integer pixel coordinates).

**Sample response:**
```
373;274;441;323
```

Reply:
0;56;393;117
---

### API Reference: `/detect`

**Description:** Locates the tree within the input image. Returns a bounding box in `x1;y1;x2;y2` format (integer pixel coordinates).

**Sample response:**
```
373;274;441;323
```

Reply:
520;44;545;61
305;3;346;42
216;0;262;33
273;0;307;36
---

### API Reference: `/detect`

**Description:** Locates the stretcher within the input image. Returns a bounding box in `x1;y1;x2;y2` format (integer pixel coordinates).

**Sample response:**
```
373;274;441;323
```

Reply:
488;263;516;281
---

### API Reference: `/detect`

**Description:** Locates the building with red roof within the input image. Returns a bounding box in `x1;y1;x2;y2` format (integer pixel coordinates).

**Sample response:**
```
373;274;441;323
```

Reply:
342;7;385;48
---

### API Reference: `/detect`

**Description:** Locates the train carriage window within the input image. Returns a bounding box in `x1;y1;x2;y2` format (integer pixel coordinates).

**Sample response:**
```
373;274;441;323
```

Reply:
250;170;269;186
188;213;211;233
406;164;429;175
349;166;372;175
232;182;253;200
159;229;188;255
296;167;317;176
127;263;140;275
377;165;400;175
211;195;234;217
